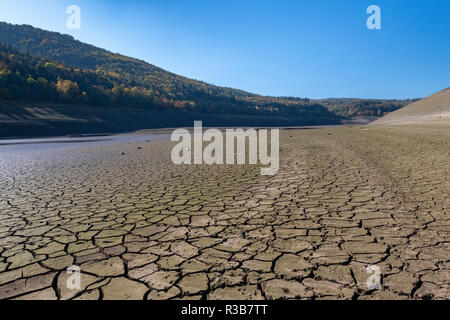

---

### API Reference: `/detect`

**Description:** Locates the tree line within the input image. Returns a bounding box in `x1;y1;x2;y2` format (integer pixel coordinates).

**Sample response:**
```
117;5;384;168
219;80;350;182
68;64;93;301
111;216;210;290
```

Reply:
0;23;415;119
0;43;339;119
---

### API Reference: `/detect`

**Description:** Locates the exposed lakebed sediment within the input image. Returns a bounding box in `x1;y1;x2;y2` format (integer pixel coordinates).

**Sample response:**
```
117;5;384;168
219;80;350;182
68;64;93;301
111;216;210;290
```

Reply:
0;125;448;300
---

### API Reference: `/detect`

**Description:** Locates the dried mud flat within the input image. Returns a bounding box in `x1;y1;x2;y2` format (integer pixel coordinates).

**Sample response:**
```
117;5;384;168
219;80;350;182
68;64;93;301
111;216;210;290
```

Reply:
0;124;449;300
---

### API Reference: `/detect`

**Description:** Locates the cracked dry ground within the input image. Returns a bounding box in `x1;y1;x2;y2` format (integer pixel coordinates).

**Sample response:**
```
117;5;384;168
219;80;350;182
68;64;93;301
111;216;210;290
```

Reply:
0;124;449;300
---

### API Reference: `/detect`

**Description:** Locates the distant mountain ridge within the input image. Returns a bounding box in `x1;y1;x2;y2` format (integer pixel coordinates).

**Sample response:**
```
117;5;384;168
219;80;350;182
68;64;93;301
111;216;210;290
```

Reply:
315;97;417;118
1;21;335;118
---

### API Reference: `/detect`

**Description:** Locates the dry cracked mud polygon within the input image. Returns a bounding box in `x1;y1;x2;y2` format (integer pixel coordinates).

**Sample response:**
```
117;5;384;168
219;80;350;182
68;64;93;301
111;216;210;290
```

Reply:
0;124;449;300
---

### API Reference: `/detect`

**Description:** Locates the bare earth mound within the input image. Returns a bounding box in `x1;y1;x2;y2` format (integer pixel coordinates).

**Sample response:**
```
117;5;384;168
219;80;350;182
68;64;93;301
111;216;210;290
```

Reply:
372;88;450;125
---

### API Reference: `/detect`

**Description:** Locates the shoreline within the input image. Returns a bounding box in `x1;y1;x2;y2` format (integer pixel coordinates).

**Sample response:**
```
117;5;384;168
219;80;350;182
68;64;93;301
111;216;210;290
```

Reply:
0;101;369;139
0;124;359;142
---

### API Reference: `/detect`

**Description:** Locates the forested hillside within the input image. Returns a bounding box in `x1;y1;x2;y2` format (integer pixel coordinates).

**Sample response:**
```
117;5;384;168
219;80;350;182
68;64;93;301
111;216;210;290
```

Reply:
0;22;339;120
0;22;414;120
317;98;417;117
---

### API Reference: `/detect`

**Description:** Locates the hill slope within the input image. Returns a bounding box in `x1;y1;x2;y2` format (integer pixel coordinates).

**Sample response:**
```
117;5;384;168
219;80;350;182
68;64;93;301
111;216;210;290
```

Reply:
0;22;414;119
0;21;339;119
316;98;416;118
372;88;450;125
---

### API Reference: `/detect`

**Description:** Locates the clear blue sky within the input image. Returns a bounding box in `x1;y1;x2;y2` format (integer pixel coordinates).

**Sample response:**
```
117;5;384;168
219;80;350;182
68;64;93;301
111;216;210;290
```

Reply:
1;0;449;99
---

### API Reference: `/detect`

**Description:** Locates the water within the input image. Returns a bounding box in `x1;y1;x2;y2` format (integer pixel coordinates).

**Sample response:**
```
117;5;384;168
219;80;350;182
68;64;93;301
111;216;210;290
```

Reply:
0;133;168;155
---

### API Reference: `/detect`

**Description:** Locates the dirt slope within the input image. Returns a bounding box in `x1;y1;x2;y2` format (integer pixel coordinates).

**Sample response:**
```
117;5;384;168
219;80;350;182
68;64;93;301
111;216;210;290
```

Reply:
372;88;450;125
